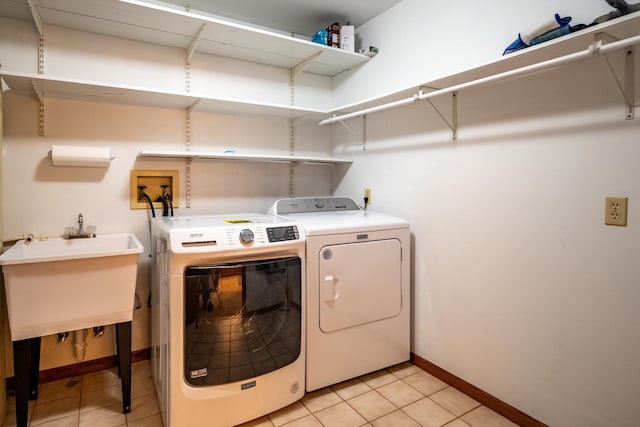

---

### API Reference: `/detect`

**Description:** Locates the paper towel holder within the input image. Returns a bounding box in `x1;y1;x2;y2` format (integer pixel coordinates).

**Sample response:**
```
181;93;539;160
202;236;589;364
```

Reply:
48;145;115;168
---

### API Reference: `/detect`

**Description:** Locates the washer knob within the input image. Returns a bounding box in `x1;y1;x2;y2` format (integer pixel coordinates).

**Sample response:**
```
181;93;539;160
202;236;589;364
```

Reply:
239;229;254;244
314;199;325;209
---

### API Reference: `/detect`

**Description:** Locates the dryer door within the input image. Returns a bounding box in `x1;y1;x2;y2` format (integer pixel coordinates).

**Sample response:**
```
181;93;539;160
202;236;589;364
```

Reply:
319;239;402;332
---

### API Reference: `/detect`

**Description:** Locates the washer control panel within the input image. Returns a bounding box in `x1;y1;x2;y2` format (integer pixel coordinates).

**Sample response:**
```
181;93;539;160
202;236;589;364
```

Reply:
157;214;304;253
266;225;300;242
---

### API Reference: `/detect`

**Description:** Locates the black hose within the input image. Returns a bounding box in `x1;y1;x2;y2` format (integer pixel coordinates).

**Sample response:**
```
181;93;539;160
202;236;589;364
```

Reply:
142;192;155;218
158;195;169;217
165;193;174;216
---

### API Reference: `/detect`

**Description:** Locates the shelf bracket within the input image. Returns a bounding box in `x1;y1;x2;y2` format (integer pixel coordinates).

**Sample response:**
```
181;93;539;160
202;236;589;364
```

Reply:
362;115;367;151
290;51;323;81
187;24;207;62
334;116;357;139
187;99;200;113
594;32;635;120
31;81;45;136
185;24;206;93
420;87;458;140
26;0;44;37
623;47;635;120
602;46;635;120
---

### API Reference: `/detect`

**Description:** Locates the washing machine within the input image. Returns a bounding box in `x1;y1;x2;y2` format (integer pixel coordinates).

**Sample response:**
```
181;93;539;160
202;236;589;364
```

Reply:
151;214;305;426
270;197;410;391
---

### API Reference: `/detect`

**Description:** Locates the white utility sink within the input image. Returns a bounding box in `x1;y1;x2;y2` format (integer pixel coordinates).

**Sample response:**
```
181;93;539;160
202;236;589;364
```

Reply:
0;233;143;341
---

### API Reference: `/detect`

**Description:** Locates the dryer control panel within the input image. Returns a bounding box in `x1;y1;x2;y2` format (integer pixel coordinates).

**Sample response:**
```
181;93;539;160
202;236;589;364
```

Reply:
272;197;360;214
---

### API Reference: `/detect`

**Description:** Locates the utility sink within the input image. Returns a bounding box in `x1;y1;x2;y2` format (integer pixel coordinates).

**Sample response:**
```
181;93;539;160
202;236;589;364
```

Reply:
0;233;143;341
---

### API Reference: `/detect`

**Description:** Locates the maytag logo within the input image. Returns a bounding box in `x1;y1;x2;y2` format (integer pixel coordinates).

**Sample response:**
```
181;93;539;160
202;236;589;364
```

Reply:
357;234;368;240
241;380;257;390
189;368;208;379
189;233;204;238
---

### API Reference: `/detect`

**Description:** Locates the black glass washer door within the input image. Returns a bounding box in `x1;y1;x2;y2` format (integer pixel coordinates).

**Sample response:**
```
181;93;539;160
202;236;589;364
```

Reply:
183;256;301;386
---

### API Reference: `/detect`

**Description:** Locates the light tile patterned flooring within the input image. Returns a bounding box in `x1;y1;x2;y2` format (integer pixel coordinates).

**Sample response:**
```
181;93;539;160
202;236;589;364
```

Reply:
1;361;518;427
239;362;517;427
1;361;162;427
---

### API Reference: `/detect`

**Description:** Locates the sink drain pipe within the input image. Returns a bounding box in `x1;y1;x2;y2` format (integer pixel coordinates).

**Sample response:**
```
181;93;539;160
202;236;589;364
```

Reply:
74;329;88;361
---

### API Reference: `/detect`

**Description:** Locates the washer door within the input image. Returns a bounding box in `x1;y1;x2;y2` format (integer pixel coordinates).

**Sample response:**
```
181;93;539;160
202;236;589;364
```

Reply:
319;239;402;333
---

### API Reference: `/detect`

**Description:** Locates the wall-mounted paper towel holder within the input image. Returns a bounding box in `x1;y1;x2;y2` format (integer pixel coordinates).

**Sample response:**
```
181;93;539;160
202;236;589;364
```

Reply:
48;145;115;167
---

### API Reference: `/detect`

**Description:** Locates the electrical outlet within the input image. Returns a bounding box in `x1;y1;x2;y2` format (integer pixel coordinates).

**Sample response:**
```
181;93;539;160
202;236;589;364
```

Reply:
364;188;372;204
605;197;628;226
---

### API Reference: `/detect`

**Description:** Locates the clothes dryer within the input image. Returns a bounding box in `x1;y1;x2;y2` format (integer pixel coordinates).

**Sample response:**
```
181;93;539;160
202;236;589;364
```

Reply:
270;197;410;391
151;214;305;426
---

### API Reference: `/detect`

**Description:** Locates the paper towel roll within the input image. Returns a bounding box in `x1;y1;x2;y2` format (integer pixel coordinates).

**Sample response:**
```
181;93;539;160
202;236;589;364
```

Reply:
50;145;113;167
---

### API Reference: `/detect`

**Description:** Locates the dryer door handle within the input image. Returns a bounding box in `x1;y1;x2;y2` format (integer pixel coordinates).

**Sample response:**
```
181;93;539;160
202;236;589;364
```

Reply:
323;275;340;302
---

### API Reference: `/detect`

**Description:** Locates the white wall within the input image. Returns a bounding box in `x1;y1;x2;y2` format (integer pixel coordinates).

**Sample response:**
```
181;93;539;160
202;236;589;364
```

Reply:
2;3;639;426
331;1;640;426
333;0;614;107
0;17;333;374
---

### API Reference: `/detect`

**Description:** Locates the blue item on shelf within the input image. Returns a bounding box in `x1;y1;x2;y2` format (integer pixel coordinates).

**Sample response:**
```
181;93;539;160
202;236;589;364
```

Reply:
503;13;572;55
530;24;572;46
312;29;328;45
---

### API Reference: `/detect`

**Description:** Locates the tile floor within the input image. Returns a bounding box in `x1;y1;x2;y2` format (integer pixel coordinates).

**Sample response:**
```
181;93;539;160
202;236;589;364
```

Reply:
238;362;518;427
1;360;162;427
1;361;518;427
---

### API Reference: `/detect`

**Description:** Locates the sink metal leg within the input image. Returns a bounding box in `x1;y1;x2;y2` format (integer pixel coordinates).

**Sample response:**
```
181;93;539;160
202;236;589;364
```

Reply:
115;321;132;414
13;337;41;427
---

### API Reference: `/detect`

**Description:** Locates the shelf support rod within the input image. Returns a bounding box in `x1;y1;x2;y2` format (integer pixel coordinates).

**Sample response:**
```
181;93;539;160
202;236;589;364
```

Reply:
319;34;640;126
321;95;419;125
291;51;323;81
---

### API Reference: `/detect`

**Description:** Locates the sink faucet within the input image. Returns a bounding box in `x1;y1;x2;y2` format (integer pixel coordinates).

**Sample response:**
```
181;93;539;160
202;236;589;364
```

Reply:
65;213;96;239
77;213;84;235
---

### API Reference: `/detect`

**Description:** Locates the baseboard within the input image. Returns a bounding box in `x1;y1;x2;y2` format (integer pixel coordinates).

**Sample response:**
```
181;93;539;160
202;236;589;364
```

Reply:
410;353;547;427
5;348;151;394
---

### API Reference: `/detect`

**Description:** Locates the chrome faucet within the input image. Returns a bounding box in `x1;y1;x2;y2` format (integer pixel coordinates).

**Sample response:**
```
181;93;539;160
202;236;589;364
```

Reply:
65;213;96;239
77;213;84;235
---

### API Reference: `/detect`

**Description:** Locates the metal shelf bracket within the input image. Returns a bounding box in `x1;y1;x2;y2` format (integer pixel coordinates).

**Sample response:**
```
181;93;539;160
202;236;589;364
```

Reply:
31;81;45;136
186;24;207;93
187;24;207;62
291;51;323;81
26;0;44;37
419;87;458;140
594;32;635;119
622;46;635;120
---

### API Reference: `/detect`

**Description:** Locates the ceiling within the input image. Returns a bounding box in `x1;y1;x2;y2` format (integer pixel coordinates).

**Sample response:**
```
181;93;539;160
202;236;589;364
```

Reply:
159;0;404;37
